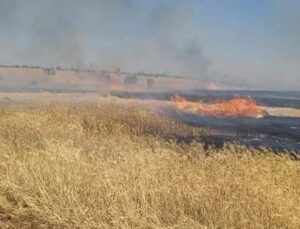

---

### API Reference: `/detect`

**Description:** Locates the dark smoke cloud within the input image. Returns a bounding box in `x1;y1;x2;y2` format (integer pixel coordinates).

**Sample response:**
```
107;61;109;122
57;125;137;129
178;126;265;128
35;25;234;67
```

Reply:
118;1;212;79
174;39;211;77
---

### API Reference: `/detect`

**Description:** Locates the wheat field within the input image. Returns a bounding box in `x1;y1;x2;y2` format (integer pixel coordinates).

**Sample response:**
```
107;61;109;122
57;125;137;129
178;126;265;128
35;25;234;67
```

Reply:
0;97;299;228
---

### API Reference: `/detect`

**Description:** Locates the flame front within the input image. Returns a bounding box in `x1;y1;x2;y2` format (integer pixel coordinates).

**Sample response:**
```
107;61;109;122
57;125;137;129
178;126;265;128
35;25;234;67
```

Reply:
171;95;266;117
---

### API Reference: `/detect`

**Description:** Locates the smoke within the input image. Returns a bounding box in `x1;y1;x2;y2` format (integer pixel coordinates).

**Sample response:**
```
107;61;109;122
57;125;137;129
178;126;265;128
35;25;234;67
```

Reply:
173;39;211;77
0;0;299;90
28;12;85;68
0;0;211;74
119;1;212;79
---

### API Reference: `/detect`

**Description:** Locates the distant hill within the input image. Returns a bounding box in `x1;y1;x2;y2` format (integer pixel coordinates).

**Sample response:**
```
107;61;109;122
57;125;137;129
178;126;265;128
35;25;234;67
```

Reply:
0;65;227;92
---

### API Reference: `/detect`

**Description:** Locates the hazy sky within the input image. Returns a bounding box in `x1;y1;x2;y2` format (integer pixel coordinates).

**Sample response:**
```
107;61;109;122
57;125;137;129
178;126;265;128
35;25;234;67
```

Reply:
0;0;299;90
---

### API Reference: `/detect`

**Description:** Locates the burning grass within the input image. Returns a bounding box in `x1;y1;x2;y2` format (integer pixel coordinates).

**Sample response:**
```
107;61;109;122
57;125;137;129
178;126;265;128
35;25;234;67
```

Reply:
171;95;267;117
0;98;299;228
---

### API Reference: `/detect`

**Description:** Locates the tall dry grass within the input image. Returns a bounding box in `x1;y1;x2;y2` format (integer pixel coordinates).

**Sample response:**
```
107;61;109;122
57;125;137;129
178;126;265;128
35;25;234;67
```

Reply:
0;99;299;228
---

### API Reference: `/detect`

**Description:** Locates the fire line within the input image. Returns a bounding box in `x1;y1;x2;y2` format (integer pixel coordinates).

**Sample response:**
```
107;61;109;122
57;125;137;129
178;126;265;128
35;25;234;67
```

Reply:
171;95;267;118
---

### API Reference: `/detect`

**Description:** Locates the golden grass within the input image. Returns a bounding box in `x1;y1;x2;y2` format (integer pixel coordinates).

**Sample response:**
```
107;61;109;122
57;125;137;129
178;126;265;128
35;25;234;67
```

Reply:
0;99;299;228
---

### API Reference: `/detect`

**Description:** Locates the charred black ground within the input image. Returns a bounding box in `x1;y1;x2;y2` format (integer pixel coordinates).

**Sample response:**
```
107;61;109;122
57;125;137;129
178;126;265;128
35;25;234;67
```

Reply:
165;112;300;154
114;90;300;154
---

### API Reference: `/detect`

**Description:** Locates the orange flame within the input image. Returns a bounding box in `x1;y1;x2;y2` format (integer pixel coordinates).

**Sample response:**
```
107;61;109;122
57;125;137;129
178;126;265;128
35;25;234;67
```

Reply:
171;95;266;117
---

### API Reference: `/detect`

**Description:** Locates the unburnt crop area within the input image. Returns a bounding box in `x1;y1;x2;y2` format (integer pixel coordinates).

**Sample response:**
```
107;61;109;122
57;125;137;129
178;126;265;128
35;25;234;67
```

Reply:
0;98;299;228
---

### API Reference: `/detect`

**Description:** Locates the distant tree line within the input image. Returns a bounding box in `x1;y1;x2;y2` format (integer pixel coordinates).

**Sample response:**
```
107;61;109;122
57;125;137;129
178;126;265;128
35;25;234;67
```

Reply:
0;65;187;80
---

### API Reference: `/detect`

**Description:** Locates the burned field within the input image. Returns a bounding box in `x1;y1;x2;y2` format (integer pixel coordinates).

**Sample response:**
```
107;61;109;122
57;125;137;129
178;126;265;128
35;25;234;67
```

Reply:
167;113;300;154
112;90;300;109
0;93;299;228
1;90;299;153
114;90;300;154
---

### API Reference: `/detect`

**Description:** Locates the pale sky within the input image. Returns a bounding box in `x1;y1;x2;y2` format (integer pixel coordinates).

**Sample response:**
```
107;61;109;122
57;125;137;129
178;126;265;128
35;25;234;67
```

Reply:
0;0;299;90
